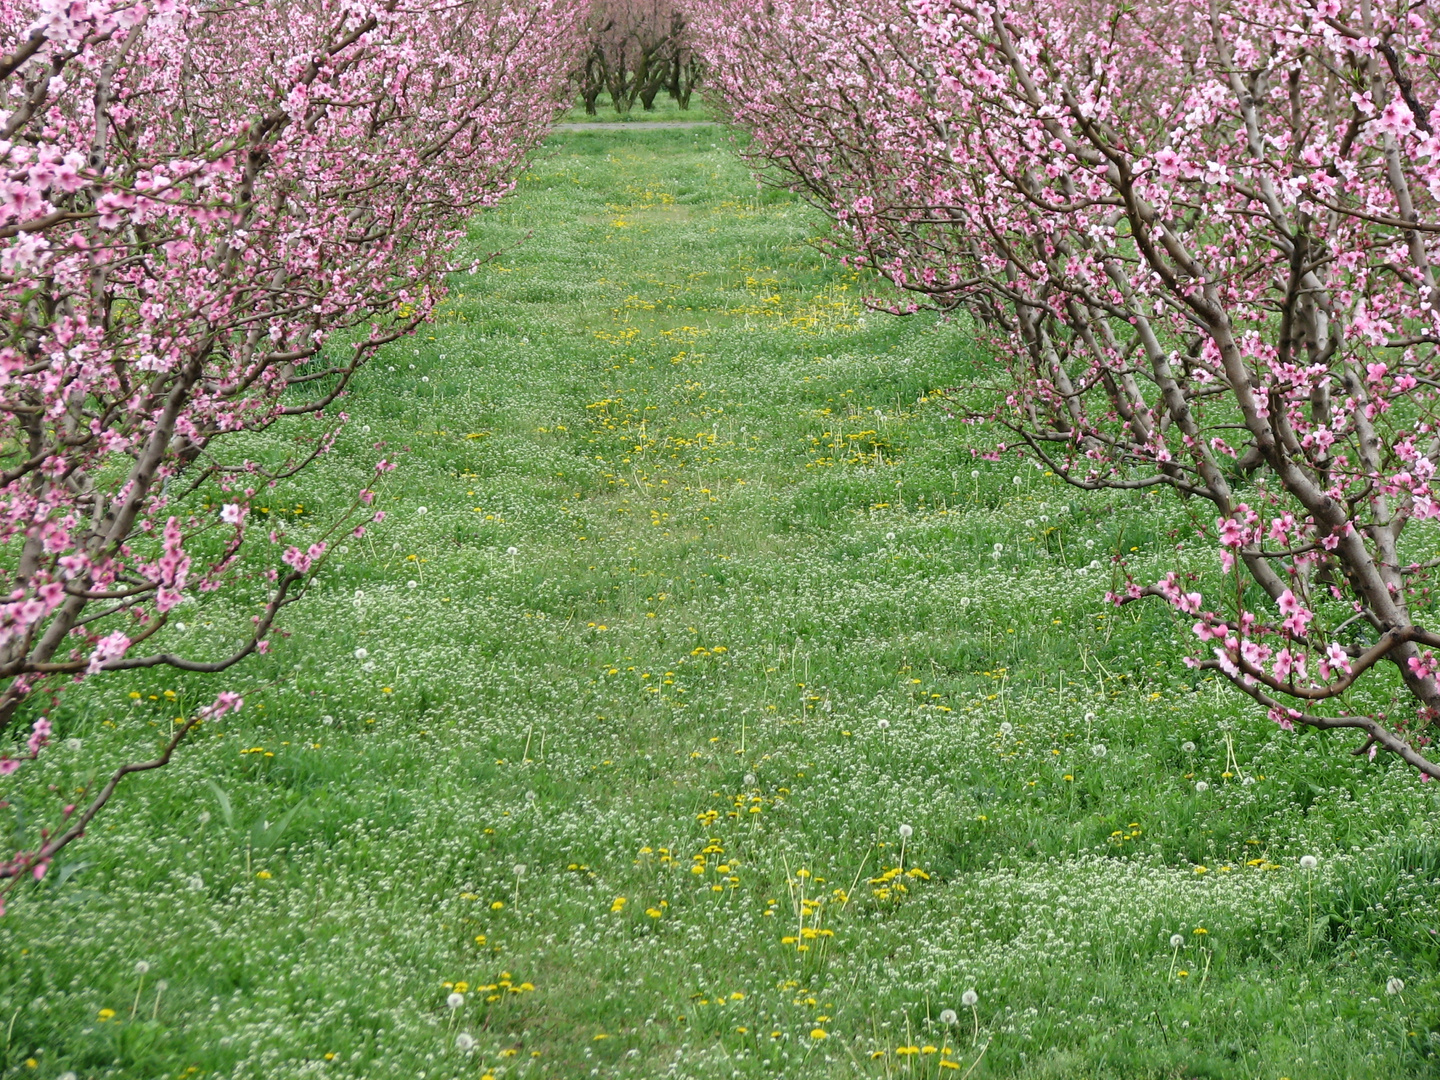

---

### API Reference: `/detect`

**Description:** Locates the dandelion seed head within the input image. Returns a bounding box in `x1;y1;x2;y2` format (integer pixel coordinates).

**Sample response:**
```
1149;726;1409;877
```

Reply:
513;864;526;877
743;773;756;786
354;647;368;660
416;506;427;515
877;718;890;730
961;989;978;1007
1182;741;1196;753
1387;976;1405;994
999;721;1013;736
455;1033;476;1052
1194;780;1209;792
1170;934;1185;948
1299;855;1318;870
507;546;519;556
447;992;465;1009
898;823;913;839
133;961;150;975
407;580;418;589
1091;743;1107;758
939;1008;958;1025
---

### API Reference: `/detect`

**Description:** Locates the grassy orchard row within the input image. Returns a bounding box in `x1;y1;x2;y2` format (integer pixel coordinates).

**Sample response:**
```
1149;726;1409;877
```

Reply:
0;129;1436;1078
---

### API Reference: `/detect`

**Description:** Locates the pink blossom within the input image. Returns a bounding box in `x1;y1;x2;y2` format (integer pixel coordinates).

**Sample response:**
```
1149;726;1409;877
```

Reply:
690;0;1440;781
86;630;131;675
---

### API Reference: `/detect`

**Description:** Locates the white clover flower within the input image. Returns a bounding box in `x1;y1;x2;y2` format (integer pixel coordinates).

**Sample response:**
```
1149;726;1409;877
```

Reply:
1091;744;1107;758
939;1008;958;1025
1387;976;1405;995
455;1033;476;1053
898;824;913;840
1299;855;1318;870
1170;933;1185;948
354;647;368;660
961;989;978;1007
1242;775;1256;786
447;992;465;1009
1195;781;1209;793
1085;539;1095;549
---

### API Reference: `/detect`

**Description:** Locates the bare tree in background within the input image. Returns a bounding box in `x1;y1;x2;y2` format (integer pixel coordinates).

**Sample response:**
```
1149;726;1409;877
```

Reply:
576;0;701;115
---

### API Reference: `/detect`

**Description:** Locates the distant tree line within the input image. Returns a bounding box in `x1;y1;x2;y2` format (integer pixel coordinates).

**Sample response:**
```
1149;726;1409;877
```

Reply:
576;0;701;114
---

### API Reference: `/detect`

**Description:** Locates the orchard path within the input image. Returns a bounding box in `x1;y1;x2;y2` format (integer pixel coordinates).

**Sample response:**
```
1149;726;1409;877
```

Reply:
13;125;1417;1080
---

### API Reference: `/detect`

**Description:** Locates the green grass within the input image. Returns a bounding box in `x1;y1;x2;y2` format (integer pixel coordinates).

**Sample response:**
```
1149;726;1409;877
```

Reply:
560;93;714;123
2;127;1439;1080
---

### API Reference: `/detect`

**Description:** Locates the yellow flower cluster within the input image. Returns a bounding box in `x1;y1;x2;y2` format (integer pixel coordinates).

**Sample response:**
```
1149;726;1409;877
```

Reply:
442;973;535;1003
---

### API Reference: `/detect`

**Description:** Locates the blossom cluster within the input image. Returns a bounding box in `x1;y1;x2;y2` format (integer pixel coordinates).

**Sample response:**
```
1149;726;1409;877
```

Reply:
0;0;581;894
692;0;1440;777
